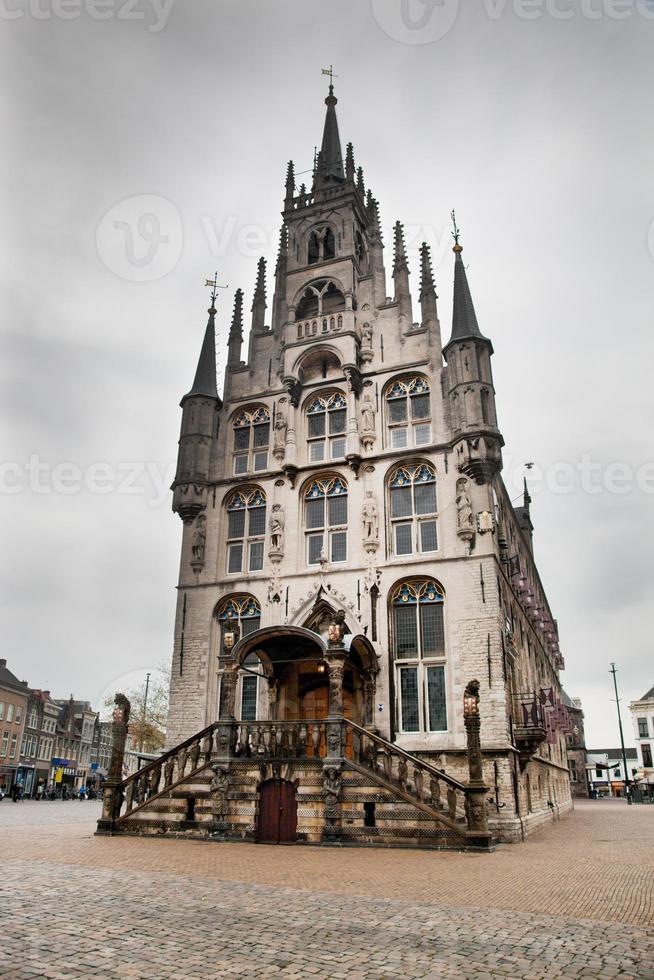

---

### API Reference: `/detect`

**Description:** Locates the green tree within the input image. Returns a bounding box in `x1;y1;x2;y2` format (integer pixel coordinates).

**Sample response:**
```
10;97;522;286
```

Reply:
103;662;170;753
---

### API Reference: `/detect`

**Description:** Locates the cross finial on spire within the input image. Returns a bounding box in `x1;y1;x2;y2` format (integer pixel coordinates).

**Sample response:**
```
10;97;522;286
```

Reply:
451;210;462;253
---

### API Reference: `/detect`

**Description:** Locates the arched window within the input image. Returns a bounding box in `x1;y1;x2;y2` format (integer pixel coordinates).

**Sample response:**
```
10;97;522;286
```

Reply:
233;406;270;475
480;388;490;425
304;476;348;565
307;225;335;265
307;392;347;462
385;377;431;449
226;488;266;574
388;463;438;556
217;594;261;644
391;579;447;734
296;279;345;320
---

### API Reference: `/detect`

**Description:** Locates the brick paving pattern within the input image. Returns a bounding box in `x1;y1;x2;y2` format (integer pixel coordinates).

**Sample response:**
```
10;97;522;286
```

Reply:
0;798;652;979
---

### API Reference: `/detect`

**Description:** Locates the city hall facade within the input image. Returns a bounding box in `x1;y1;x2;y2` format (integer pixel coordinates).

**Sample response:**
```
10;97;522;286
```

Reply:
100;83;573;847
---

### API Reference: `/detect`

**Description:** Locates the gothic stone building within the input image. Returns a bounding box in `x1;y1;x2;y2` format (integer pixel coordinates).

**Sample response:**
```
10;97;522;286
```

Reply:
105;84;573;846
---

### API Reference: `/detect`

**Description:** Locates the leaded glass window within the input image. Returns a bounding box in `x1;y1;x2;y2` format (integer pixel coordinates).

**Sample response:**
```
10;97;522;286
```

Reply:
388;464;438;557
304;476;348;565
385;376;432;449
391;580;447;734
233;406;270;475
306;392;347;461
226;488;266;574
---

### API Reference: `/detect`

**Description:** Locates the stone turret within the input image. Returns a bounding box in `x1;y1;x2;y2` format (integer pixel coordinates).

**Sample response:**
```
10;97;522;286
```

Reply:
392;220;412;327
419;241;440;346
172;301;221;523
227;288;244;369
443;217;503;483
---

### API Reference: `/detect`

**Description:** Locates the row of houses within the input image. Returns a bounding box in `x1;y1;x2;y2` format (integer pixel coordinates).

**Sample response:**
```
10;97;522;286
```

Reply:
0;659;144;797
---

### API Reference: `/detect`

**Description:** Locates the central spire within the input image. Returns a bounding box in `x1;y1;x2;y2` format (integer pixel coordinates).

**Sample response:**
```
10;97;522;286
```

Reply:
316;81;344;184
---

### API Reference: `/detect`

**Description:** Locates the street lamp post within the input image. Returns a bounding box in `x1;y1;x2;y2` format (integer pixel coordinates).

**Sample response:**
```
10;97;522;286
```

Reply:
609;663;631;799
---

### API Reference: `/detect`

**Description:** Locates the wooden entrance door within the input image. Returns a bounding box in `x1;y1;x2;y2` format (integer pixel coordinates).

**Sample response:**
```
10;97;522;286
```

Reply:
299;684;353;758
257;778;297;844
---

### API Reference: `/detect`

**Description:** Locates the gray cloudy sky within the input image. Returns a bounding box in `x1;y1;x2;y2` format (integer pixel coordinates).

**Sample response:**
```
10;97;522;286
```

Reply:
2;0;653;745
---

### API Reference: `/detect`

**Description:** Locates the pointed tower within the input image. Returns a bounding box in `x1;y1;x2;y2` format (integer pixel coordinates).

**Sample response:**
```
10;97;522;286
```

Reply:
251;257;267;334
345;142;355;182
172;295;221;523
443;214;503;483
284;161;295;209
313;83;344;188
367;191;387;305
514;478;534;553
227;289;244;368
271;225;288;338
392;221;413;326
419;241;440;342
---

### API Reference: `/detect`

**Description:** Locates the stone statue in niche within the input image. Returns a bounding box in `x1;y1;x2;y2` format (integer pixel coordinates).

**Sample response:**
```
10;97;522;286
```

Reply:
361;321;373;348
191;515;206;564
361;490;379;543
455;477;475;544
273;411;287;459
269;503;285;555
360;386;376;450
361;388;375;433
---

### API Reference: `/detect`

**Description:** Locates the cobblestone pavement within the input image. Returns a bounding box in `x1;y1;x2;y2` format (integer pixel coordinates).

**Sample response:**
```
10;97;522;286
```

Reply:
0;799;652;979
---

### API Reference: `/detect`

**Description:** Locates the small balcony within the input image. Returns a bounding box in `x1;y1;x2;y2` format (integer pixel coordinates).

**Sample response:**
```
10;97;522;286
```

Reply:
512;694;547;764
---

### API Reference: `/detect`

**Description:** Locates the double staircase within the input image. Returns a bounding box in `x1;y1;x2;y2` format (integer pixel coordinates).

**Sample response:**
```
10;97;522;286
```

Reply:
98;719;492;849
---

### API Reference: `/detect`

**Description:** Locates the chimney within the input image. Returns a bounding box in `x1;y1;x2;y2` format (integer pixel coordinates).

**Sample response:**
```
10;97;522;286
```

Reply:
0;659;6;668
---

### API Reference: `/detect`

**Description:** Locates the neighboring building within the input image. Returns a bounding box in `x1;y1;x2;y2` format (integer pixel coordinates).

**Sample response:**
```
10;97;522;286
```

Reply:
18;689;59;797
53;697;98;792
112;82;575;846
629;685;654;796
0;659;29;794
561;691;588;798
587;748;638;798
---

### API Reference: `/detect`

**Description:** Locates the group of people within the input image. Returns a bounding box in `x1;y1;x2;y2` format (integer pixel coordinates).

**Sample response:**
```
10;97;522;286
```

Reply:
0;781;101;802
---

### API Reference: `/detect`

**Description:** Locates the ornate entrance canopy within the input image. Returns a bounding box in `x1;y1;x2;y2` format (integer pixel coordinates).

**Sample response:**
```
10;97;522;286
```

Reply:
219;623;378;726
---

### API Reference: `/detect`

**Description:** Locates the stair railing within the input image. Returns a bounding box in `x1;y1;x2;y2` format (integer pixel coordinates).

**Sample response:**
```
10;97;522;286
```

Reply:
345;719;468;824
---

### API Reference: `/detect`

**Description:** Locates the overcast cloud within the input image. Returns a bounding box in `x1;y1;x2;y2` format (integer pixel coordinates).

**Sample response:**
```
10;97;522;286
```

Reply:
2;0;653;746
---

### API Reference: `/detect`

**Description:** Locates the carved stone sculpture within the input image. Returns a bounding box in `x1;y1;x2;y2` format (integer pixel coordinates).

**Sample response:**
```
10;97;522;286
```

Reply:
456;477;475;544
430;776;441;808
273;412;287;460
361;490;379;545
322;765;342;840
360;387;376;448
447;786;458;820
359;322;373;364
191;516;206;564
269;503;285;555
210;765;230;831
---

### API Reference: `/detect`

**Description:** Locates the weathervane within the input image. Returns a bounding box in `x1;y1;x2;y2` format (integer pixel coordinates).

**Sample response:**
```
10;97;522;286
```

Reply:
451;209;461;248
321;64;339;89
204;270;228;309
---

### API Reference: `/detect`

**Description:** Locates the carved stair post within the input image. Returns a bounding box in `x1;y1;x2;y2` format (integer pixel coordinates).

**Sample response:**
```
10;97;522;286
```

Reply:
96;693;131;835
322;614;347;841
463;679;493;848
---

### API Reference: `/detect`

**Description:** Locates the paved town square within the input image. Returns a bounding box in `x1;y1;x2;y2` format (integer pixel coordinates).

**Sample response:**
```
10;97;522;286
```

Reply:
0;799;651;979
